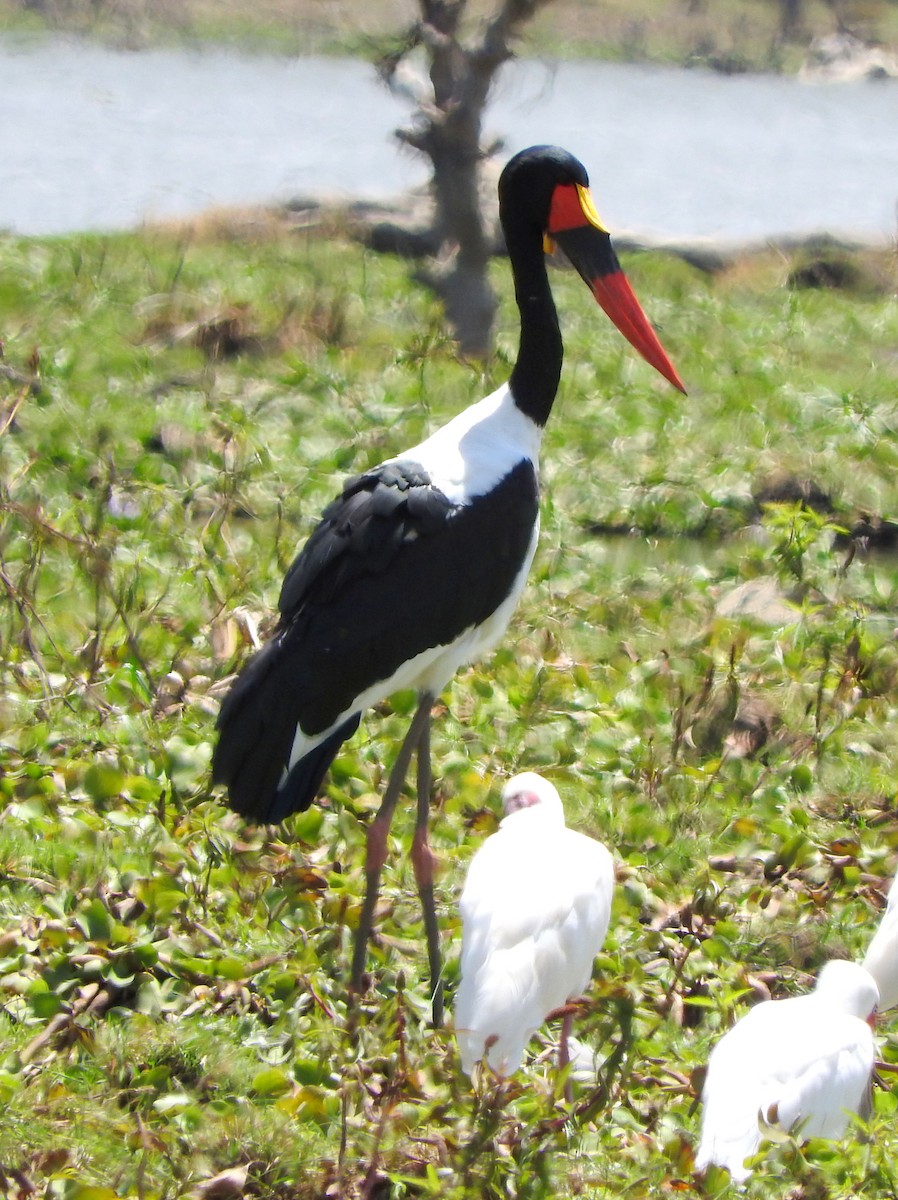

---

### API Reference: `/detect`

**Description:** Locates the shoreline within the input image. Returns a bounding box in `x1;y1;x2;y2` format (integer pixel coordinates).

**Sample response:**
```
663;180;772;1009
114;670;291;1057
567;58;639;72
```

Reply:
281;188;897;275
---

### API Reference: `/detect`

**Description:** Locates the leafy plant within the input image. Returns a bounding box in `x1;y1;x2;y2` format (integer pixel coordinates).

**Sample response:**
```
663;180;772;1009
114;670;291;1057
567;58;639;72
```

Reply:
1;213;898;1196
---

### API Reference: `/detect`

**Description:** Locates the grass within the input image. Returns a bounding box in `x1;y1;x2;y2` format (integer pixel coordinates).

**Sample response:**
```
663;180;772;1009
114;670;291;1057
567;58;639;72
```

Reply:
2;207;898;1196
3;0;898;69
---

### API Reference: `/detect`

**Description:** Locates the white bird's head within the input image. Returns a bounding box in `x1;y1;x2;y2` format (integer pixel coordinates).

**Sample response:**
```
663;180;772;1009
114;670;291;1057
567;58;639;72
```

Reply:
814;959;879;1021
500;772;566;824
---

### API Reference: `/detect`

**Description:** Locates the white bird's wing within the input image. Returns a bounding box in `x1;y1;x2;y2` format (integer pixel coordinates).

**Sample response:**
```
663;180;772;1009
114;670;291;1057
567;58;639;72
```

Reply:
696;995;874;1182
863;872;898;1010
765;1014;874;1139
455;823;613;1077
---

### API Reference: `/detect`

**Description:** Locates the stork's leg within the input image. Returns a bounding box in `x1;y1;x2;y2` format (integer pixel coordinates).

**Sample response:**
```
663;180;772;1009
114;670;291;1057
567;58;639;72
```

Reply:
409;699;443;1027
350;693;433;992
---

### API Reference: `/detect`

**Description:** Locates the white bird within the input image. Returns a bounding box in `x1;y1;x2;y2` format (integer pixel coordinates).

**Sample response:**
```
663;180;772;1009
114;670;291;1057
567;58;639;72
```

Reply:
454;772;615;1079
211;145;684;1024
862;867;898;1010
695;959;878;1183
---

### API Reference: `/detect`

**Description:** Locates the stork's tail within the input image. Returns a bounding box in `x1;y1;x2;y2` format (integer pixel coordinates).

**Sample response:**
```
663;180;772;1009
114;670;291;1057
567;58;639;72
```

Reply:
211;637;359;823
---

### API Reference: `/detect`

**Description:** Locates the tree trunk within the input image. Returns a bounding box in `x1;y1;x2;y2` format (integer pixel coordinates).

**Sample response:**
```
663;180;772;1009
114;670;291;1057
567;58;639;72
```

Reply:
380;0;553;357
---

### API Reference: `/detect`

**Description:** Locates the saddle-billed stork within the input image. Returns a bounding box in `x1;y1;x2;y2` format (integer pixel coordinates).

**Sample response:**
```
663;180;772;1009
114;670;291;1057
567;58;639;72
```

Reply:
455;772;614;1081
695;960;878;1182
211;144;685;1025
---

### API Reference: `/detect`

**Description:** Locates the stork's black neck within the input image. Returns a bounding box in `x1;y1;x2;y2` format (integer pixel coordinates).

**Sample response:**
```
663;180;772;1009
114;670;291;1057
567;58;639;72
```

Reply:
506;233;563;429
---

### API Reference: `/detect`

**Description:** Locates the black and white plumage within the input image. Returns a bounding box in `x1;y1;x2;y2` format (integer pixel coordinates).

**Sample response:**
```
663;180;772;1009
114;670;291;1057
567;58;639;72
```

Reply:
211;144;684;1022
215;416;542;822
695;959;878;1182
454;772;614;1079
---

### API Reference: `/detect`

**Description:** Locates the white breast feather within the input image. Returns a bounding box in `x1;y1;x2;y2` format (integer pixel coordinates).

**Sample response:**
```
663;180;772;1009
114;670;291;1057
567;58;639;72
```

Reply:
398;383;542;504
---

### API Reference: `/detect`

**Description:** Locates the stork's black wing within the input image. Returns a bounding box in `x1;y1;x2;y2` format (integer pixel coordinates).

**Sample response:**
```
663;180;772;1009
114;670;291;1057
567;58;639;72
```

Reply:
212;457;538;821
277;461;453;615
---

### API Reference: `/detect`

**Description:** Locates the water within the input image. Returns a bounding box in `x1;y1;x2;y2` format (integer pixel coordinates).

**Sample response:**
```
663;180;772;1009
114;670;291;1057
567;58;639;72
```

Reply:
4;34;898;241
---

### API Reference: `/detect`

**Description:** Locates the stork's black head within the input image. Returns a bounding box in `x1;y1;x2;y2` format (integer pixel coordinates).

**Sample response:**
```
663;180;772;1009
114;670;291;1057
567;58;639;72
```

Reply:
498;143;687;395
498;145;590;237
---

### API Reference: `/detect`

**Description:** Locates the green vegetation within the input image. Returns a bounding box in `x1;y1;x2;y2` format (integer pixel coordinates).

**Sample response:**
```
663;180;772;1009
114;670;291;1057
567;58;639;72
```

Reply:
2;209;898;1196
2;0;898;69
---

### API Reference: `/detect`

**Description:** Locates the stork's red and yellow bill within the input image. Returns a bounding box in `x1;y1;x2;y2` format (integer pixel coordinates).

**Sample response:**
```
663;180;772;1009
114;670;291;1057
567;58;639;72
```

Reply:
546;182;686;394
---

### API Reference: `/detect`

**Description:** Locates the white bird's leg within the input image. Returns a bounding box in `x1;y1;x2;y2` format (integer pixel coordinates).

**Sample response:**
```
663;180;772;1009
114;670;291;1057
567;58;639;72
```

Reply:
350;693;433;993
558;1008;575;1103
410;697;443;1027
